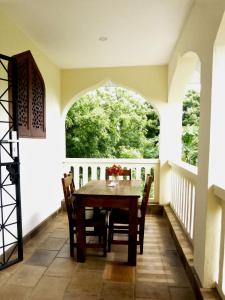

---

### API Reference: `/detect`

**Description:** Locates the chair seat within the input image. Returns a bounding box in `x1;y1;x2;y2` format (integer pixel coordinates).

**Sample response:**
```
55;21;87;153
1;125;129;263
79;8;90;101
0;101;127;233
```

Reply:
71;208;94;221
71;209;107;229
109;208;142;224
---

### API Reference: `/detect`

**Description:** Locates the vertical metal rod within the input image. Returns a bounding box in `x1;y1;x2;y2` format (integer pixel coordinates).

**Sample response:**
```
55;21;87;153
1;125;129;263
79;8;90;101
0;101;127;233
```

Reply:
11;57;23;261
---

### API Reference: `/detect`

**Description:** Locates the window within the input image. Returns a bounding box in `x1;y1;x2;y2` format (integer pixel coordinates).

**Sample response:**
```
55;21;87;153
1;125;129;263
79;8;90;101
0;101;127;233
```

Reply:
9;50;46;138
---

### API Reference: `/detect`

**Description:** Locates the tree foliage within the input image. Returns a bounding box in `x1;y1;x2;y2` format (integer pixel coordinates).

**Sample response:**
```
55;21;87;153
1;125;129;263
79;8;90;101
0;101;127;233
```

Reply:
66;87;160;158
182;90;200;166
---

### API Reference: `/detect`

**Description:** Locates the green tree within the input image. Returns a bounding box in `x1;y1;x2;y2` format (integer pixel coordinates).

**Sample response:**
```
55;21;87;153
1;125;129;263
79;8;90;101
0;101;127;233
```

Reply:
66;87;160;158
182;90;200;166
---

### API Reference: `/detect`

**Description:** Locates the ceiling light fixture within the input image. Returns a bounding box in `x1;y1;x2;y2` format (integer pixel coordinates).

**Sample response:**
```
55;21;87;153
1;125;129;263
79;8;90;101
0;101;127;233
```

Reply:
99;36;108;42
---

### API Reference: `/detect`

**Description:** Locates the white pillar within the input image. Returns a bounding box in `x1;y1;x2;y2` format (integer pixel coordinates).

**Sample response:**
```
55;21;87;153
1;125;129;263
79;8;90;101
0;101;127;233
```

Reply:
159;102;183;205
193;59;221;287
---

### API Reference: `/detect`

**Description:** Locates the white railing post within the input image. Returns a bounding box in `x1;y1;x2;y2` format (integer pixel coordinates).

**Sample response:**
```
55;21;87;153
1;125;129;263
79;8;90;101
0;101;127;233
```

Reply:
153;163;160;203
73;165;80;188
168;160;197;245
92;165;97;180
99;166;105;180
135;167;141;180
190;184;195;239
184;179;189;230
218;201;225;291
82;165;88;185
213;185;225;299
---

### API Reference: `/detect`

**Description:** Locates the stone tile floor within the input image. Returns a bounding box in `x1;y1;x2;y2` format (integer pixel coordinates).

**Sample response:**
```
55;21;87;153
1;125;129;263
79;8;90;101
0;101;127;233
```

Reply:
0;212;197;300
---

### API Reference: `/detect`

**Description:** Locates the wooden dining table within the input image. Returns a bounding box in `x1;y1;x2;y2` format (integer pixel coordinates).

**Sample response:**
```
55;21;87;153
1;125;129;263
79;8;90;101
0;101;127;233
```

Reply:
73;179;142;266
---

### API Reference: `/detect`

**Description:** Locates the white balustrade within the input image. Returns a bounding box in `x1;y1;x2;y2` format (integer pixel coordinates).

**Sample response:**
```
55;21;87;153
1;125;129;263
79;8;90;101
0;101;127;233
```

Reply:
214;185;225;300
169;161;197;244
63;158;160;203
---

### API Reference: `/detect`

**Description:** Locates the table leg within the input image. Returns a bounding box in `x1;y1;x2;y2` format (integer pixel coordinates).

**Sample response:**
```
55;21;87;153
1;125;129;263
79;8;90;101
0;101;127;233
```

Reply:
128;197;137;266
75;197;86;262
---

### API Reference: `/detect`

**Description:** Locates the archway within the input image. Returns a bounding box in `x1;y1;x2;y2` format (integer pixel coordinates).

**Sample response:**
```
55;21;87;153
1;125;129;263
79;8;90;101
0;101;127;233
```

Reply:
168;52;201;164
65;83;160;159
62;80;161;159
62;81;161;202
211;13;225;186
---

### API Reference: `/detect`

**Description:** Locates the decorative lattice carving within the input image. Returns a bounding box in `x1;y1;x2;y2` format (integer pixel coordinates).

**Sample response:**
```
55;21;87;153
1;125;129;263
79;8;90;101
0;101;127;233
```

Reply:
9;51;46;138
17;58;29;129
31;61;44;130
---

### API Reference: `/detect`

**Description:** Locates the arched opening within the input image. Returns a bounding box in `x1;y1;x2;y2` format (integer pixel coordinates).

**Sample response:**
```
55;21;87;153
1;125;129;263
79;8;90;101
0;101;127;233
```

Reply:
65;83;160;160
211;13;225;186
208;12;225;297
168;52;201;166
181;63;201;166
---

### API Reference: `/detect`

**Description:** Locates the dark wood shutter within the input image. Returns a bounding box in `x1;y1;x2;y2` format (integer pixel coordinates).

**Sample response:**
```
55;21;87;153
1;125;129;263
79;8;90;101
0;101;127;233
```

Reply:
10;50;46;138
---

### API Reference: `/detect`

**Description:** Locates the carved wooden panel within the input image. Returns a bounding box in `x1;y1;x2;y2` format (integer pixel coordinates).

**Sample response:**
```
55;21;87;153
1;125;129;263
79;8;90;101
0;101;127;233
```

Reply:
10;51;46;138
30;58;45;137
17;53;29;136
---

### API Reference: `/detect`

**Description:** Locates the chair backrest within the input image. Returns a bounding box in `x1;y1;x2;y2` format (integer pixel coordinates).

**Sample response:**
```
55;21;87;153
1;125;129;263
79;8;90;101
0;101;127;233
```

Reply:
105;168;132;180
140;174;153;218
61;173;75;222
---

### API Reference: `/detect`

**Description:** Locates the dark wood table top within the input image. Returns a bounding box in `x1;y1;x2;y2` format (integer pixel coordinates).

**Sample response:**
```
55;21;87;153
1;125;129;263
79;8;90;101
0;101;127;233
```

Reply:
74;180;141;197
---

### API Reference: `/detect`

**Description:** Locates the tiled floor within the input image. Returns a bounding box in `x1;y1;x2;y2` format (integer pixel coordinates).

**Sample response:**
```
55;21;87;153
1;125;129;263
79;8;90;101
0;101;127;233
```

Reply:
0;212;196;300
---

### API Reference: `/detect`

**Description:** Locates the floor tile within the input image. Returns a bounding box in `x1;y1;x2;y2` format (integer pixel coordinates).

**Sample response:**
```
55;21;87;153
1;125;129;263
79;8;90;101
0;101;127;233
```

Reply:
64;292;99;300
25;249;58;267
169;287;196;300
7;264;46;287
76;256;106;271
135;282;171;299
166;266;191;287
57;243;71;258
0;269;13;287
45;257;77;277
25;231;50;249
136;272;168;285
0;284;32;300
103;262;135;282
49;228;69;239
38;237;66;251
137;263;166;275
29;275;70;300
100;282;134;300
66;270;103;296
162;250;183;267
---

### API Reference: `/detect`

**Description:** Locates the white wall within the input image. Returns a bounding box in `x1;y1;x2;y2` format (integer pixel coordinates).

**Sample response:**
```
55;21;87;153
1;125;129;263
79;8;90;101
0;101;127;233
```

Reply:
168;0;225;287
0;10;63;236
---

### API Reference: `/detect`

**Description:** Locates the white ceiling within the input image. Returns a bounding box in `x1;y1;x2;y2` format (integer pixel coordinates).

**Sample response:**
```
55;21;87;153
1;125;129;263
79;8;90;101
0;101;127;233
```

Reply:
0;0;193;68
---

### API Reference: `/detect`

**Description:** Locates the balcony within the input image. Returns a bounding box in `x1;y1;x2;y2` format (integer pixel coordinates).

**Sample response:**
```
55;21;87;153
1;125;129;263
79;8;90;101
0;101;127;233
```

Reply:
1;1;225;300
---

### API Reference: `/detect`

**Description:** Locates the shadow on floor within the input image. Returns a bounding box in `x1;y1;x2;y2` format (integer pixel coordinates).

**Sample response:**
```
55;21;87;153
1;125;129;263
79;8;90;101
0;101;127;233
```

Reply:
0;212;196;300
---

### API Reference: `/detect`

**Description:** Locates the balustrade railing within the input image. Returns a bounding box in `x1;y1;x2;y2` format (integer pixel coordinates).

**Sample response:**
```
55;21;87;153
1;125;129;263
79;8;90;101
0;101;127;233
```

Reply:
169;161;197;244
214;185;225;299
63;158;160;203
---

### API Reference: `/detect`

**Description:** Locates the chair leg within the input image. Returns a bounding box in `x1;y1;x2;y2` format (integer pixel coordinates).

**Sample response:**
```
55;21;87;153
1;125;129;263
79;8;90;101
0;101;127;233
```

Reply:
139;223;144;255
108;221;113;252
103;225;107;257
98;235;102;243
69;229;75;257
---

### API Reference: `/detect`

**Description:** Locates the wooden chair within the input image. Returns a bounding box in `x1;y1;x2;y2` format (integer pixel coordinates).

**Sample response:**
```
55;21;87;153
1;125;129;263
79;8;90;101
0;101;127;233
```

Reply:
108;174;153;254
61;173;107;257
105;167;132;180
